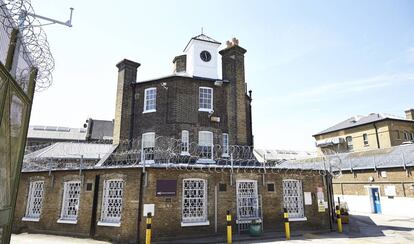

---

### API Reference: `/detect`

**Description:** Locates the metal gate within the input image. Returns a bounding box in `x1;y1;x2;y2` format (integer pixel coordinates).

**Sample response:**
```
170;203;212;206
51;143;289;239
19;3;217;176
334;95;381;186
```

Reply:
236;180;262;232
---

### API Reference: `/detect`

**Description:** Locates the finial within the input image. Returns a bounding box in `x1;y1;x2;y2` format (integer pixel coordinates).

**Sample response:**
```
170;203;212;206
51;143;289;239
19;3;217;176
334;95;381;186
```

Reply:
201;27;203;35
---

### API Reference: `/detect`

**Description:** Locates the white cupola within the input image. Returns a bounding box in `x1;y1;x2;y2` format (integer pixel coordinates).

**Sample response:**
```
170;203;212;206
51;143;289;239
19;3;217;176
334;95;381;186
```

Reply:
183;34;221;79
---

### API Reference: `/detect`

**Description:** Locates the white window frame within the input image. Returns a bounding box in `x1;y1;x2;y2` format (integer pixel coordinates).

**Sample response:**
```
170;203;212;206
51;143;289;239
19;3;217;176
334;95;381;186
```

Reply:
22;181;44;222
236;180;260;221
283;179;306;221
98;179;124;227
198;131;214;163
143;87;156;113
198;87;213;112
363;133;369;146
58;181;81;224
222;133;229;157
181;178;209;227
346;136;353;151
142;132;155;164
181;130;190;156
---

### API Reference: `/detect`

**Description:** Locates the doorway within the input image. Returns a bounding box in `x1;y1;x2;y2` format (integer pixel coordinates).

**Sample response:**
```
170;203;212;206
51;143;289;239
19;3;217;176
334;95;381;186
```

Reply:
368;187;382;214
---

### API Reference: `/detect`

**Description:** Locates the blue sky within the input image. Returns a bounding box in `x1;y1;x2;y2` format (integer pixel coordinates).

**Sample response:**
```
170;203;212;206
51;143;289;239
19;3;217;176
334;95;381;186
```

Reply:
30;0;414;150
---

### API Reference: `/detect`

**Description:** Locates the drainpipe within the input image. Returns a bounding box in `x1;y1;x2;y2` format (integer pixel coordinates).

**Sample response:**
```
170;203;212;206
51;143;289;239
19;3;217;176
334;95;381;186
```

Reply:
373;123;380;149
137;169;145;243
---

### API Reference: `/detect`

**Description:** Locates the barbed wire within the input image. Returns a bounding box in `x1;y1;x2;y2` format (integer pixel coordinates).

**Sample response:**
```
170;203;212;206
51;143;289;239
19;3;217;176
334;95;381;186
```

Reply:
0;0;54;91
23;136;345;178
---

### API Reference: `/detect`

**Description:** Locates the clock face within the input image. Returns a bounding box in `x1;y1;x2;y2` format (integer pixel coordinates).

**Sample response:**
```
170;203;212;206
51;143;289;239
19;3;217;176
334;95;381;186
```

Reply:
200;50;211;62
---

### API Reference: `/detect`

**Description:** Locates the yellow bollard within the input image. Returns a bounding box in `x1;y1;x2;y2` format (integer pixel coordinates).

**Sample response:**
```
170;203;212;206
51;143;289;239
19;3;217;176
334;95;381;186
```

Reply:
146;212;152;244
283;208;291;240
226;210;232;244
336;206;343;233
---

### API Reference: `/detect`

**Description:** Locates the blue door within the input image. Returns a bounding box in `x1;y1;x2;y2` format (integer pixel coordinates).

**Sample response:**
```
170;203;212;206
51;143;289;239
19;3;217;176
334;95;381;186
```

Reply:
371;188;382;214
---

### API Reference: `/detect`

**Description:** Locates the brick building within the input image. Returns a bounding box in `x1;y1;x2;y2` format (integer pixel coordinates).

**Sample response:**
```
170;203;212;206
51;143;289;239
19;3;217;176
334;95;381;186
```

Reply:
13;34;335;243
330;144;414;217
313;110;414;155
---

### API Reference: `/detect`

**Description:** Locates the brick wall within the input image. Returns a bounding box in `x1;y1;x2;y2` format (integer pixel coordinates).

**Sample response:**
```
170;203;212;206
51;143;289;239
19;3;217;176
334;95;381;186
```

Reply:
13;168;332;243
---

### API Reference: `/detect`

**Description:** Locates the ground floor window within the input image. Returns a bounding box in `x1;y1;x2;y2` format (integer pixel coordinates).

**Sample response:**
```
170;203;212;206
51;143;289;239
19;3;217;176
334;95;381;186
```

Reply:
100;179;124;225
181;179;208;226
282;179;305;219
236;180;259;220
24;181;44;221
58;181;81;223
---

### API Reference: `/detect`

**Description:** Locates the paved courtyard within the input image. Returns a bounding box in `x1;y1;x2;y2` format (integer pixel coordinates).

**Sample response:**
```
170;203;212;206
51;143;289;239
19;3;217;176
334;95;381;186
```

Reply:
11;212;414;243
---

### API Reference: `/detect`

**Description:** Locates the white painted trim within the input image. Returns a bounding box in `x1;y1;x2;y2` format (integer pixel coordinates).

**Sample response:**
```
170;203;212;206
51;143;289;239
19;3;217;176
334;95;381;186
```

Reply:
143;87;157;113
57;219;77;224
289;217;307;222
142;109;156;114
198;87;213;111
97;221;121;227
181;220;210;227
22;217;40;222
198;108;213;113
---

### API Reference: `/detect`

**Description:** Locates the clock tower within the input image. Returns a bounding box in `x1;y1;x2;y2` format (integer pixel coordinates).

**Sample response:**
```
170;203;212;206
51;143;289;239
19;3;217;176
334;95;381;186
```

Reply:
183;34;221;79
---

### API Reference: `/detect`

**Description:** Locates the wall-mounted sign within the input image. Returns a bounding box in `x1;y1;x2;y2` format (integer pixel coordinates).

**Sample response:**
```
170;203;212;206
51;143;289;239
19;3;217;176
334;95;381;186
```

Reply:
210;116;220;122
143;204;155;216
384;185;396;196
156;180;177;197
304;192;312;205
318;200;325;212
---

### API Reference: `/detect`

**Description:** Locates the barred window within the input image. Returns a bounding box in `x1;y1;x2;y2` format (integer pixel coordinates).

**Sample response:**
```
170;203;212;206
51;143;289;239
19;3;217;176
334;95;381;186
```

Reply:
199;87;213;112
182;179;208;226
181;130;189;155
100;179;124;225
198;131;213;161
236;180;259;220
143;87;156;113
222;133;229;157
282;179;304;219
24;181;44;220
142;132;155;162
59;181;81;223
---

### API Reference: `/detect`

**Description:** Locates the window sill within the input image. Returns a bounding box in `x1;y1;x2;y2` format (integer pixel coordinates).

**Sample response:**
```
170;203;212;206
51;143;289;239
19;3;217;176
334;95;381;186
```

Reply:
140;160;155;164
181;220;210;227
180;152;190;156
143;109;156;114
57;219;77;224
289;217;307;222
97;221;121;227
198;108;213;113
22;217;40;222
196;159;215;164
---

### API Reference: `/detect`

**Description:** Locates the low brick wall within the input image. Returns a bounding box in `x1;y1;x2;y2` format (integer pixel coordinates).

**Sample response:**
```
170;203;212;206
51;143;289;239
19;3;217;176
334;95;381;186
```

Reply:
13;168;332;243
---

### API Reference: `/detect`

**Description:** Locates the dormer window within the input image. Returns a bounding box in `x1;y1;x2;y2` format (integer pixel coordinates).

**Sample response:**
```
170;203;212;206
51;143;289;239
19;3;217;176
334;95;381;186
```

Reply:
143;88;156;113
199;87;213;112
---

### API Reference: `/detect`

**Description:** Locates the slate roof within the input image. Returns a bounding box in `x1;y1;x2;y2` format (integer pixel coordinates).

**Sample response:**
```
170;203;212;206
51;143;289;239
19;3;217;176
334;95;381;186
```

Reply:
314;113;414;136
280;143;414;171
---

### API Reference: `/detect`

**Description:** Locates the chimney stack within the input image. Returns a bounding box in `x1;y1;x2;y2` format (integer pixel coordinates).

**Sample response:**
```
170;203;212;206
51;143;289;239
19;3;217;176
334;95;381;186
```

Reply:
172;55;186;73
113;59;140;145
405;108;414;120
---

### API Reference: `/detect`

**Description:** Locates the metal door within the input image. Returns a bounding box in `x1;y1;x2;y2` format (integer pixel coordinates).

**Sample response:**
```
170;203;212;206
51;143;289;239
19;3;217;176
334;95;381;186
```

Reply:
371;188;382;214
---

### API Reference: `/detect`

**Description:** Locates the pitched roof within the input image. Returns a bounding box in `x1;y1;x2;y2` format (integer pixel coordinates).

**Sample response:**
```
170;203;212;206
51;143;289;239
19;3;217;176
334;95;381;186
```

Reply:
183;33;221;52
24;142;114;160
314;113;414;136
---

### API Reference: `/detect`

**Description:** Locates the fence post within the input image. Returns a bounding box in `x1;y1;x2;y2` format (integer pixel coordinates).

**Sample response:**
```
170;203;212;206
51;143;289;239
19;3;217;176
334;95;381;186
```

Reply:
336;205;343;233
146;212;152;244
226;210;232;244
283;208;290;240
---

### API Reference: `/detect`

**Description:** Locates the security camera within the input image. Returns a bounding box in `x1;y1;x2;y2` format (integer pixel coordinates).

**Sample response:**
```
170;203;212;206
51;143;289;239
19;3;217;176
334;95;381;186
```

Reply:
161;82;168;90
208;110;214;117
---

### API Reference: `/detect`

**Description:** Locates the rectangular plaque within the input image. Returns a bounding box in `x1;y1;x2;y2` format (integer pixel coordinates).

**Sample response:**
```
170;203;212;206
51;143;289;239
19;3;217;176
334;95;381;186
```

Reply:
156;180;177;197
